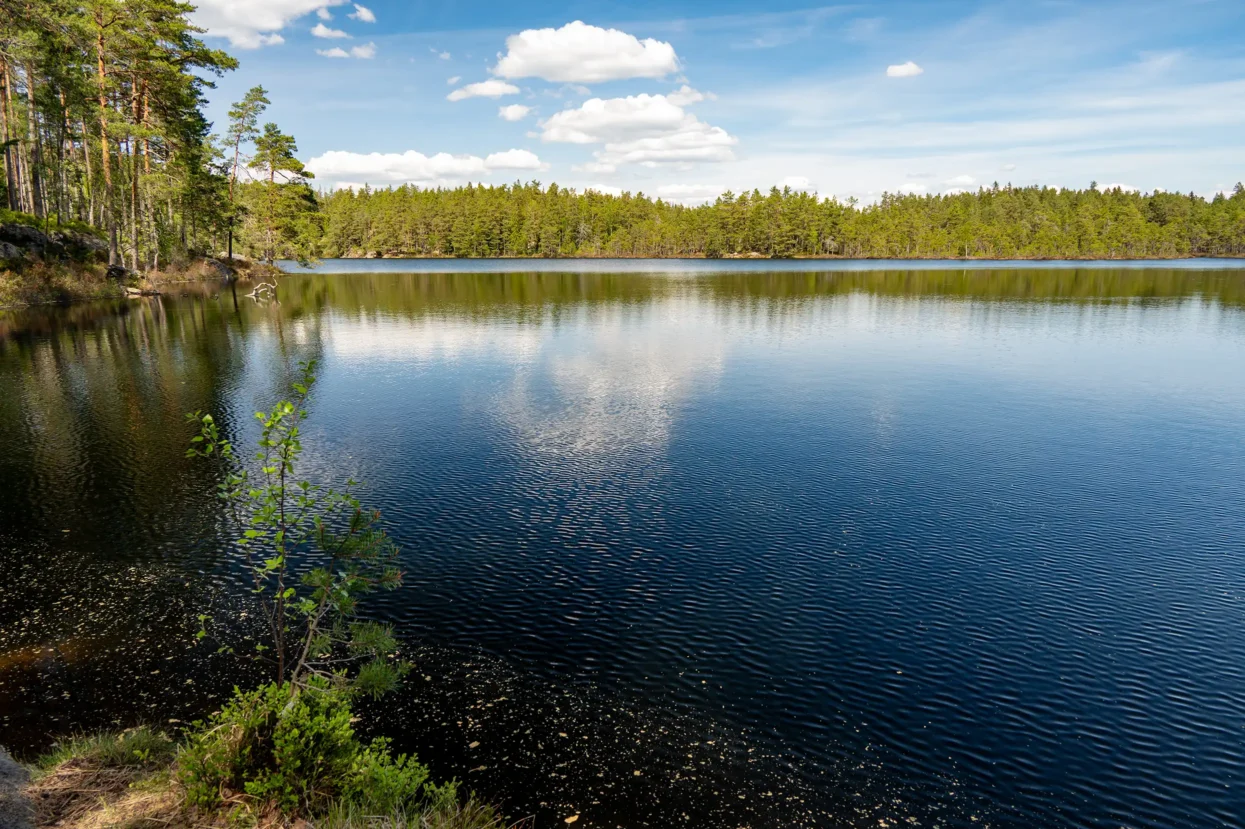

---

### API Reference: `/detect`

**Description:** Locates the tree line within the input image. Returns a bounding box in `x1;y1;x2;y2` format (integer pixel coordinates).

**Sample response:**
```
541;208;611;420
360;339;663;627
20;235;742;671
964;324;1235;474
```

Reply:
310;181;1245;261
3;1;1242;266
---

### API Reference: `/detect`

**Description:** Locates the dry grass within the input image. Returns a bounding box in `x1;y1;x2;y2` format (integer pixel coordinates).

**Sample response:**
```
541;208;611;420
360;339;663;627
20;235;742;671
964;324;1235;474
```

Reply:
29;760;180;829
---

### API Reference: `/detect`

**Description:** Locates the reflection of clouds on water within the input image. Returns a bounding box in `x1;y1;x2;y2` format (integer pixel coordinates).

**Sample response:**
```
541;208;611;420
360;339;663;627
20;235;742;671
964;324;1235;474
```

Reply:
328;316;544;363
497;301;726;462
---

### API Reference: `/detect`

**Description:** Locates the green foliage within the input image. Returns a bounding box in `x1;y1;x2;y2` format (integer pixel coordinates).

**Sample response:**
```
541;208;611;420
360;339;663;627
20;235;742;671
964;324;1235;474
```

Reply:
0;208;104;240
303;181;1245;260
187;360;406;693
37;727;176;772
177;682;455;818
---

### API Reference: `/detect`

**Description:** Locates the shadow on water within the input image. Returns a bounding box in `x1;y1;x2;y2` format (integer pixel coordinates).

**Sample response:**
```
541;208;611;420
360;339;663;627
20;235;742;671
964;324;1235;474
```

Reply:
2;267;1244;828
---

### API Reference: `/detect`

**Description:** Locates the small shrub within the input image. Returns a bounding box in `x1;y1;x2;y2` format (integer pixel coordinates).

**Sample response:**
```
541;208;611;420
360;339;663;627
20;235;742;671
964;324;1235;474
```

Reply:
177;681;451;818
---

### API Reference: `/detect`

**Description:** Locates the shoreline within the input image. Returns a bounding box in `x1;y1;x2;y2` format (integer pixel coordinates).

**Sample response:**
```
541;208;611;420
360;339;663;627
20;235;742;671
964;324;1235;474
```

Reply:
0;259;283;310
331;251;1245;261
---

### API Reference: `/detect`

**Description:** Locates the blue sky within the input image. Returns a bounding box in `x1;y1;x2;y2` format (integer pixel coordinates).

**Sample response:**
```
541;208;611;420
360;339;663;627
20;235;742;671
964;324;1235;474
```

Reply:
191;0;1245;203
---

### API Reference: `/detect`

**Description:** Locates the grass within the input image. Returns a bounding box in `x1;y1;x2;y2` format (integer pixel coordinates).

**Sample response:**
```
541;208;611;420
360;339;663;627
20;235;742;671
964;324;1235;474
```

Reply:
0;208;105;239
24;729;506;829
33;728;176;774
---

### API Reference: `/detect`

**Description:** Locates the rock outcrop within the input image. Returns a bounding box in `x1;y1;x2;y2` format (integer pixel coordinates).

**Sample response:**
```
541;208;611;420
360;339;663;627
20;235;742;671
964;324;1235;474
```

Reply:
0;746;32;829
0;223;108;264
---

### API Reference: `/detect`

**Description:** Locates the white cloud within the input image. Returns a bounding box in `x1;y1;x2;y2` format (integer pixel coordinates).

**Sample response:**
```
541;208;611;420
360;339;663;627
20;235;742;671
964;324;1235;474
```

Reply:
886;61;924;78
306;148;547;186
317;41;374;59
666;85;710;106
897;182;928;194
944;174;975;186
1002;163;1018;171
447;76;461;85
438;51;451;60
316;7;332;20
1096;182;1140;192
656;184;724;204
538;93;737;168
311;22;348;38
348;3;375;22
190;0;344;49
448;80;521;101
483;149;546;169
571;162;617;174
599;125;737;167
499;104;532;121
492;21;679;83
540;94;688;144
777;176;815;192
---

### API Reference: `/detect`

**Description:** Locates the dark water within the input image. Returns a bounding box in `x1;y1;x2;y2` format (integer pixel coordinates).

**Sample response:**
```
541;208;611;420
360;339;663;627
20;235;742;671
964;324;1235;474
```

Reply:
2;264;1244;828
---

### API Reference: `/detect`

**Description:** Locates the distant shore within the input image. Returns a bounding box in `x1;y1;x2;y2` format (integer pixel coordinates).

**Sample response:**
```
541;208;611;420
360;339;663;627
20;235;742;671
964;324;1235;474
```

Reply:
331;250;1245;261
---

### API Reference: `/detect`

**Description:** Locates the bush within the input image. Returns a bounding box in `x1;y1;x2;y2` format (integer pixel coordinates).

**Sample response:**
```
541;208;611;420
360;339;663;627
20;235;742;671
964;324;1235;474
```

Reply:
177;681;454;818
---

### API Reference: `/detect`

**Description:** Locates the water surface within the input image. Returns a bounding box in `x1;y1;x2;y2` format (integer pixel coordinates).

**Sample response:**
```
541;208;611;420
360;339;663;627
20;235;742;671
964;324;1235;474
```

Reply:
1;264;1243;828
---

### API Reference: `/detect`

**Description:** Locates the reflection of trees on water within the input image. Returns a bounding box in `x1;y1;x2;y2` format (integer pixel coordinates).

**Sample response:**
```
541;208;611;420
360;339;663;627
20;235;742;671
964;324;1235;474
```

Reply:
697;267;1245;306
0;292;327;666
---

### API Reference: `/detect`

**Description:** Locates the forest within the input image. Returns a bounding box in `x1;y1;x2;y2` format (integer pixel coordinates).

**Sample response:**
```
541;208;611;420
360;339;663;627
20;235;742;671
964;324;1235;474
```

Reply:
2;1;1243;266
312;181;1245;260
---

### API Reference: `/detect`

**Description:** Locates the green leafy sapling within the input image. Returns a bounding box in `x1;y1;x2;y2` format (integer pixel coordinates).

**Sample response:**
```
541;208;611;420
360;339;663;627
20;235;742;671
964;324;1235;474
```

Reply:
186;360;407;698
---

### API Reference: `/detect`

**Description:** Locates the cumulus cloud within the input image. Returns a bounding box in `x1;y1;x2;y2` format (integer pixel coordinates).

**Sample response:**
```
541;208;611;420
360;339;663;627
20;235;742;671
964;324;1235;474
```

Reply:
348;3;375;22
886;61;924;78
448;80;521;101
492;21;679;83
540;94;688;144
316;7;332;20
1002;163;1018;171
306;148;547;186
1096;182;1140;192
944;174;975;186
656;184;724;204
897;182;928;194
447;76;461;85
777;176;815;192
190;0;345;48
666;85;710;106
599;125;736;167
317;41;375;59
499;104;532;121
482;149;546;169
311;22;348;38
538;93;737;167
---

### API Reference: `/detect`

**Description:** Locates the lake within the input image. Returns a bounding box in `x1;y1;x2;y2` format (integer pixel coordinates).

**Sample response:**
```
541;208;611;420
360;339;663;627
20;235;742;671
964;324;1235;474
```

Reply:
1;261;1243;828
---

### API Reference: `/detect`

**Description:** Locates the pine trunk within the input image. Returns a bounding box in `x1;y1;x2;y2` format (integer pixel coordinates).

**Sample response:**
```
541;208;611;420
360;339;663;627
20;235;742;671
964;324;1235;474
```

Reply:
26;62;44;219
95;13;117;266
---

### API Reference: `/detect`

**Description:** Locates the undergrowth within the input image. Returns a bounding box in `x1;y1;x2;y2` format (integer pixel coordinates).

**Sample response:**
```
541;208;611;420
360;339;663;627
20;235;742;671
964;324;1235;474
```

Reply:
29;683;500;829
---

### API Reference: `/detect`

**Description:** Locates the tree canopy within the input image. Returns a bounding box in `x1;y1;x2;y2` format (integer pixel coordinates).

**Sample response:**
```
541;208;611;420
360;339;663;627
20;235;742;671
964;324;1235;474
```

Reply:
307;181;1245;260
